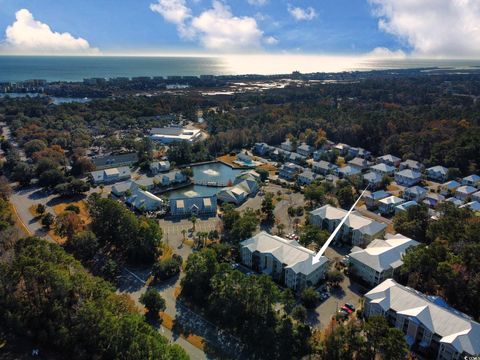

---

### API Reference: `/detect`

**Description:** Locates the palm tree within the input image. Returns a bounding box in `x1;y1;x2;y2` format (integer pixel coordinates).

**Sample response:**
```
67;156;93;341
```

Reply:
181;229;187;245
190;215;197;232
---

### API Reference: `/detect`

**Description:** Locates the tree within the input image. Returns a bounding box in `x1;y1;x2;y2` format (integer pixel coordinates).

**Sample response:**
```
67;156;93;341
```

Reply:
255;167;269;182
222;204;240;231
380;174;392;189
261;192;275;223
190;215;197;232
181;248;219;303
140;288;166;319
393;204;429;242
11;162;34;186
152;256;182;281
0;237;186;359
304;183;325;207
66;231;99;261
326;269;345;287
229;208;259;243
70;156;95;176
300;225;329;248
55;211;83;240
365;316;408;360
291;305;307;322
337;185;355;209
39;168;65;188
102;258;119;282
24;139;47;157
35;203;46;216
41;212;54;229
300;287;319;308
276;223;285;236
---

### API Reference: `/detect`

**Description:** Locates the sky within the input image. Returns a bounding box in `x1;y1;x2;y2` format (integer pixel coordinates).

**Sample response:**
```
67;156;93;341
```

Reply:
0;0;479;58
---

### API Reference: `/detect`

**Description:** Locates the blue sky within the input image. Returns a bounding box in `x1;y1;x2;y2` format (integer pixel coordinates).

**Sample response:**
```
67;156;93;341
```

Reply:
0;0;478;57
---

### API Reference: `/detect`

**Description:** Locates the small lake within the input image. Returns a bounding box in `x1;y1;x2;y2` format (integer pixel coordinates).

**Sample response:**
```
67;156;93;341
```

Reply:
191;162;243;186
166;162;244;199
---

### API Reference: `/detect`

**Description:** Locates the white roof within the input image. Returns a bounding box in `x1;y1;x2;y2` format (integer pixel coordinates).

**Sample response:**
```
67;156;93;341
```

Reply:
241;231;328;275
349;233;419;272
366;279;480;355
371;163;396;173
378;154;401;162
379;195;405;205
310;205;387;235
396;169;422;179
456;185;477;195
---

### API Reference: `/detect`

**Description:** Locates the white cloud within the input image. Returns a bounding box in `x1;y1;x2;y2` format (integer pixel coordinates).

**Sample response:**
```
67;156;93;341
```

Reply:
150;0;191;25
0;9;99;55
151;0;272;52
264;36;278;45
287;4;317;21
247;0;268;6
369;0;480;58
365;47;406;59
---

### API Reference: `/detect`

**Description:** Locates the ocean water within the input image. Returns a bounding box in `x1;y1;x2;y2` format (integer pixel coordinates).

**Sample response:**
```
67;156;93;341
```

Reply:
1;55;480;82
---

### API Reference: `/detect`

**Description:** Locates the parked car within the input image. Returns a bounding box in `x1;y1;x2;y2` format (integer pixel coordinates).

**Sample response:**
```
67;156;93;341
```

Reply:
345;303;355;311
320;292;329;301
341;305;353;314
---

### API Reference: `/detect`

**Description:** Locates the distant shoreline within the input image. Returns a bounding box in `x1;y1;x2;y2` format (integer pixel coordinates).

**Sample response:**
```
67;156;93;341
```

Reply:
2;55;480;83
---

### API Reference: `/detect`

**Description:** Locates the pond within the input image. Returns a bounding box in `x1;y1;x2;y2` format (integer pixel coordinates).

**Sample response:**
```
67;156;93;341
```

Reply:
191;162;243;186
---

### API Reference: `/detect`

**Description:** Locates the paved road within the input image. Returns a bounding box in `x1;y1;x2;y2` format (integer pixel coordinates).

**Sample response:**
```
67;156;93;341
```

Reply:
308;245;366;329
8;185;211;360
119;267;246;359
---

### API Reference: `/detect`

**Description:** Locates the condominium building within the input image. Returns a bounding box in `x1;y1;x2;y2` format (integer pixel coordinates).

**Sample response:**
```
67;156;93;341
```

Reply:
240;231;329;291
309;205;387;246
348;233;419;287
364;279;480;360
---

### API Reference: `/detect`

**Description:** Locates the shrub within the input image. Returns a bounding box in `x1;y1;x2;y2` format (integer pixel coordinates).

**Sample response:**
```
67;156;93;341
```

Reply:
152;255;182;281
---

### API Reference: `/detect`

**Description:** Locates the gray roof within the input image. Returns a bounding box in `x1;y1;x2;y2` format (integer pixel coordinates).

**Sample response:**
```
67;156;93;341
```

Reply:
311;205;387;235
371;163;396;173
363;171;383;183
92;152;138;168
349;233;419;272
378;154;401;163
365;279;480;355
404;185;427;196
427;165;448;175
241;231;328;275
396;169;422;179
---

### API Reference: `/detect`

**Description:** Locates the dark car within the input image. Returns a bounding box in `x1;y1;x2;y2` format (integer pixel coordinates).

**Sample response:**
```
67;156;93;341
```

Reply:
345;303;355;311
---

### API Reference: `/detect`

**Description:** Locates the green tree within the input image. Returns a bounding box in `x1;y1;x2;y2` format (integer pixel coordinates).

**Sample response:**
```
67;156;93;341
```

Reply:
300;287;319;308
300;224;329;248
66;231;99;262
35;203;46;216
153;256;182;281
337;185;355;209
229;208;259;243
291;305;308;322
41;212;54;229
261;192;275;223
393;204;429;242
190;215;197;232
24;139;47;157
221;203;240;231
326;269;345;287
140;288;166;319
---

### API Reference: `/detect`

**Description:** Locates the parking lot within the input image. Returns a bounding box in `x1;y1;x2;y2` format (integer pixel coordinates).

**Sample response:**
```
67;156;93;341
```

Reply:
159;216;221;258
307;244;367;329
